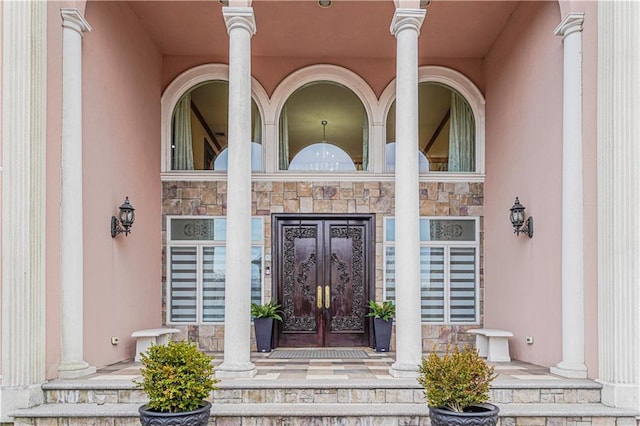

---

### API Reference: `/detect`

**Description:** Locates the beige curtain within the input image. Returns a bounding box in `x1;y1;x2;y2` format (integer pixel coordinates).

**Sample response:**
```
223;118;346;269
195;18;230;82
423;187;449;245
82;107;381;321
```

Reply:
279;105;290;170
448;92;475;172
172;93;194;170
361;116;369;171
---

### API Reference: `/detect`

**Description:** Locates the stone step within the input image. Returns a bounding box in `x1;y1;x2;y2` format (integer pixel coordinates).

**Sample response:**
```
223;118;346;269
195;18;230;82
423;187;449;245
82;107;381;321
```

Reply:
11;402;640;426
42;378;604;405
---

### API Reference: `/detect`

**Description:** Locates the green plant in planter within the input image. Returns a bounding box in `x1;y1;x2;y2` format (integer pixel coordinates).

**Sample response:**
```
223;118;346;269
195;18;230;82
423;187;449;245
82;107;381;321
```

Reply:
251;299;283;321
135;340;219;413
366;300;395;321
418;345;497;413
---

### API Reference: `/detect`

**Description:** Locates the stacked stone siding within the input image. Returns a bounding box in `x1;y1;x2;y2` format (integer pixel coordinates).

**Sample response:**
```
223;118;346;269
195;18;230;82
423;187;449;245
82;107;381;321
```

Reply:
162;180;483;352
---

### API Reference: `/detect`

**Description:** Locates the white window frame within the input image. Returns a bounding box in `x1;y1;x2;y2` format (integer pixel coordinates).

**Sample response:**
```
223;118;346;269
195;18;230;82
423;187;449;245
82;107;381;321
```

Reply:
160;64;270;176
382;216;480;325
166;215;265;325
160;64;485;183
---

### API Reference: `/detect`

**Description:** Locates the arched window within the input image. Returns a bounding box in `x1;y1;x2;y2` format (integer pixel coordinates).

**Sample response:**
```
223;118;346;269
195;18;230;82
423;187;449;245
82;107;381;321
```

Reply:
279;81;369;171
385;82;476;172
171;80;262;171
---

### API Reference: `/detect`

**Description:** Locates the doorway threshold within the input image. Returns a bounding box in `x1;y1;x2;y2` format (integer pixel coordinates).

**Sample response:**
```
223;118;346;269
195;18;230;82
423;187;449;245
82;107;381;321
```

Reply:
267;348;370;359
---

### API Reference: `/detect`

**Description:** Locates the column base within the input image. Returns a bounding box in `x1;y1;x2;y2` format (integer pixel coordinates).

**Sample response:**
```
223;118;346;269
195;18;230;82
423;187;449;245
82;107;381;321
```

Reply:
57;361;96;379
598;380;640;410
0;384;44;422
550;361;587;379
215;362;257;379
389;361;419;378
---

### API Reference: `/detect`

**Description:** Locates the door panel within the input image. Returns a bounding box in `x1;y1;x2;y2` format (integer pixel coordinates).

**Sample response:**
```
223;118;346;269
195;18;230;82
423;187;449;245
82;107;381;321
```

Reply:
275;215;372;348
279;220;323;346
324;221;368;346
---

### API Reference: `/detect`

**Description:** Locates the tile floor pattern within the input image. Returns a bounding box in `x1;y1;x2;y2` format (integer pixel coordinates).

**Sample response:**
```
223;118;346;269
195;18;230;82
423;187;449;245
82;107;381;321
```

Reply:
85;348;563;383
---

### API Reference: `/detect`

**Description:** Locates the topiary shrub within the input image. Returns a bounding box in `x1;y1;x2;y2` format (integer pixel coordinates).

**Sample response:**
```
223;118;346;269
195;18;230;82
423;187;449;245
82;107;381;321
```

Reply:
418;345;497;413
135;340;219;413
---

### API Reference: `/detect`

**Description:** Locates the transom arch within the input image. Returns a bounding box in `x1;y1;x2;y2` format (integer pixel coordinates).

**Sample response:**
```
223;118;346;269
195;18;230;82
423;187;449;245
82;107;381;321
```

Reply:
159;63;484;176
160;63;270;172
269;64;381;127
380;65;486;174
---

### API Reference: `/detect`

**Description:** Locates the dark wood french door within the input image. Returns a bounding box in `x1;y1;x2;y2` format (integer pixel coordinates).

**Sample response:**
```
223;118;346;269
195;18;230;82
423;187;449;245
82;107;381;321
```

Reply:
273;214;374;347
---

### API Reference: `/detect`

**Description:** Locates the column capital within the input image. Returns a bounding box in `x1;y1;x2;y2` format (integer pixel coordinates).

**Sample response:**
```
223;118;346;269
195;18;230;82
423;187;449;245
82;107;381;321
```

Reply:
223;7;256;36
60;8;92;35
390;8;425;37
554;12;584;39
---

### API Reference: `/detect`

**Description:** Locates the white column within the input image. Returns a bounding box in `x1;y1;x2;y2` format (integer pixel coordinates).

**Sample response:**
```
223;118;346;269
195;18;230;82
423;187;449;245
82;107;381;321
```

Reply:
597;1;640;410
1;1;47;420
549;13;588;380
389;8;425;378
217;6;257;378
58;8;95;379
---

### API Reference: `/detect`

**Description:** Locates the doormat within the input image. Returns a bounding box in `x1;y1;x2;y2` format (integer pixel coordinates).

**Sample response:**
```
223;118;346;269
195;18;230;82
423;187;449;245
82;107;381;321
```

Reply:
267;349;369;359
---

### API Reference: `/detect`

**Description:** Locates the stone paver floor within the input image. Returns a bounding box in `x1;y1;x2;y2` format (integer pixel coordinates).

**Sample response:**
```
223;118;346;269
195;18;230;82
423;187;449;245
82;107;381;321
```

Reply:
81;347;563;383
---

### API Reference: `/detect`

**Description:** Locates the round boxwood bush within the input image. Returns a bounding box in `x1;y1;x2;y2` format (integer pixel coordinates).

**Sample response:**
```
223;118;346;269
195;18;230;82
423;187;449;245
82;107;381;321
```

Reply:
136;340;219;413
418;345;497;413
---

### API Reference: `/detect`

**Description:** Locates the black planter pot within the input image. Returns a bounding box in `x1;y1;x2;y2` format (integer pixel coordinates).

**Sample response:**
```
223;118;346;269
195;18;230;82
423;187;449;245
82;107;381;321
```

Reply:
428;403;499;426
139;401;211;426
254;317;274;352
373;317;393;352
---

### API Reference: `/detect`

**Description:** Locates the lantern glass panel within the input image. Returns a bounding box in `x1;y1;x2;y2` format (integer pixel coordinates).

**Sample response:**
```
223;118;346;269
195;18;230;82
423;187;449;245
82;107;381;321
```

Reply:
510;203;525;227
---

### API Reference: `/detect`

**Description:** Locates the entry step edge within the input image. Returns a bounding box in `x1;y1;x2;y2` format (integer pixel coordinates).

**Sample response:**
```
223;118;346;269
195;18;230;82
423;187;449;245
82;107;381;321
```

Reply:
41;377;602;391
10;402;640;419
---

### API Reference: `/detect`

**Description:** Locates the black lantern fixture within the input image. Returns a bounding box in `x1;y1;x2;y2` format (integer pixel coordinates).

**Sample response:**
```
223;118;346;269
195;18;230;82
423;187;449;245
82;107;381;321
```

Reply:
509;197;533;238
111;197;135;238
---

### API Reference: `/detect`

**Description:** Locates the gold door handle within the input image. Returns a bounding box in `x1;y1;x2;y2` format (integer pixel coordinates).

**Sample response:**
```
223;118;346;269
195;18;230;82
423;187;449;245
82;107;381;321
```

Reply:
324;286;330;309
317;286;323;309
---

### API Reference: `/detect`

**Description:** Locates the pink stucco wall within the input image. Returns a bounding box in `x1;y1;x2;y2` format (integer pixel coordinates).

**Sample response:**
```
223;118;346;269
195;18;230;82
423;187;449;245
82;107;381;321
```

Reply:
45;1;64;380
484;1;565;369
578;0;598;379
0;0;4;376
162;56;484;99
46;1;163;372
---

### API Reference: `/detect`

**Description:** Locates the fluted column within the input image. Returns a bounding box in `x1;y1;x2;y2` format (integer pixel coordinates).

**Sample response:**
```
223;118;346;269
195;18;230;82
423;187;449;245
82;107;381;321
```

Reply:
58;8;95;379
1;1;47;420
550;13;588;379
597;1;640;410
217;6;257;378
389;8;425;378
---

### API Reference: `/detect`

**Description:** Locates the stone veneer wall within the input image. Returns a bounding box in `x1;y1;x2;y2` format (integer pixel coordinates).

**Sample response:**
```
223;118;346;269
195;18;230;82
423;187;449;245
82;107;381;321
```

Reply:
161;180;484;352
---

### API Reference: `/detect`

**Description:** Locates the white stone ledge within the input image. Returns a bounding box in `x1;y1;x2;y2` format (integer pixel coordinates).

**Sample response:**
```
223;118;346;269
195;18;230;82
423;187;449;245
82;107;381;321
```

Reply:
161;172;486;183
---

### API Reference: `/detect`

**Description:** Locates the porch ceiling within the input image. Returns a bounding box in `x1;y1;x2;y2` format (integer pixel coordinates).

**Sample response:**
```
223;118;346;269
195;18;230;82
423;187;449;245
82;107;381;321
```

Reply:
129;0;518;60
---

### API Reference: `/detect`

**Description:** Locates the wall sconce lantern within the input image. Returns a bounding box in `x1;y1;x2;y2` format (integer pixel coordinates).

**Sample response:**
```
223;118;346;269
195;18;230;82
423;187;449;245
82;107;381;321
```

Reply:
111;197;135;238
509;197;533;238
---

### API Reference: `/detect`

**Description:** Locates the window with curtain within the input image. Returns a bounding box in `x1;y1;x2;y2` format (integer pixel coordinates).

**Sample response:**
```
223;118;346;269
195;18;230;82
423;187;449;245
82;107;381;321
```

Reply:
383;217;479;323
167;217;264;324
279;81;369;171
385;83;476;172
171;81;263;171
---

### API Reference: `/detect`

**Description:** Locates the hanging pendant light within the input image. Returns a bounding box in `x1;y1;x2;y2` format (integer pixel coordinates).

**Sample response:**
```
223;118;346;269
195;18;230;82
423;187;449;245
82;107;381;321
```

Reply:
288;120;356;171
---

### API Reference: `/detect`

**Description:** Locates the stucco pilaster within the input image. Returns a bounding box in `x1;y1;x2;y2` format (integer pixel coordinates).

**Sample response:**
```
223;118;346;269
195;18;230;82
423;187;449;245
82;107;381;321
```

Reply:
1;0;47;420
389;7;425;378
